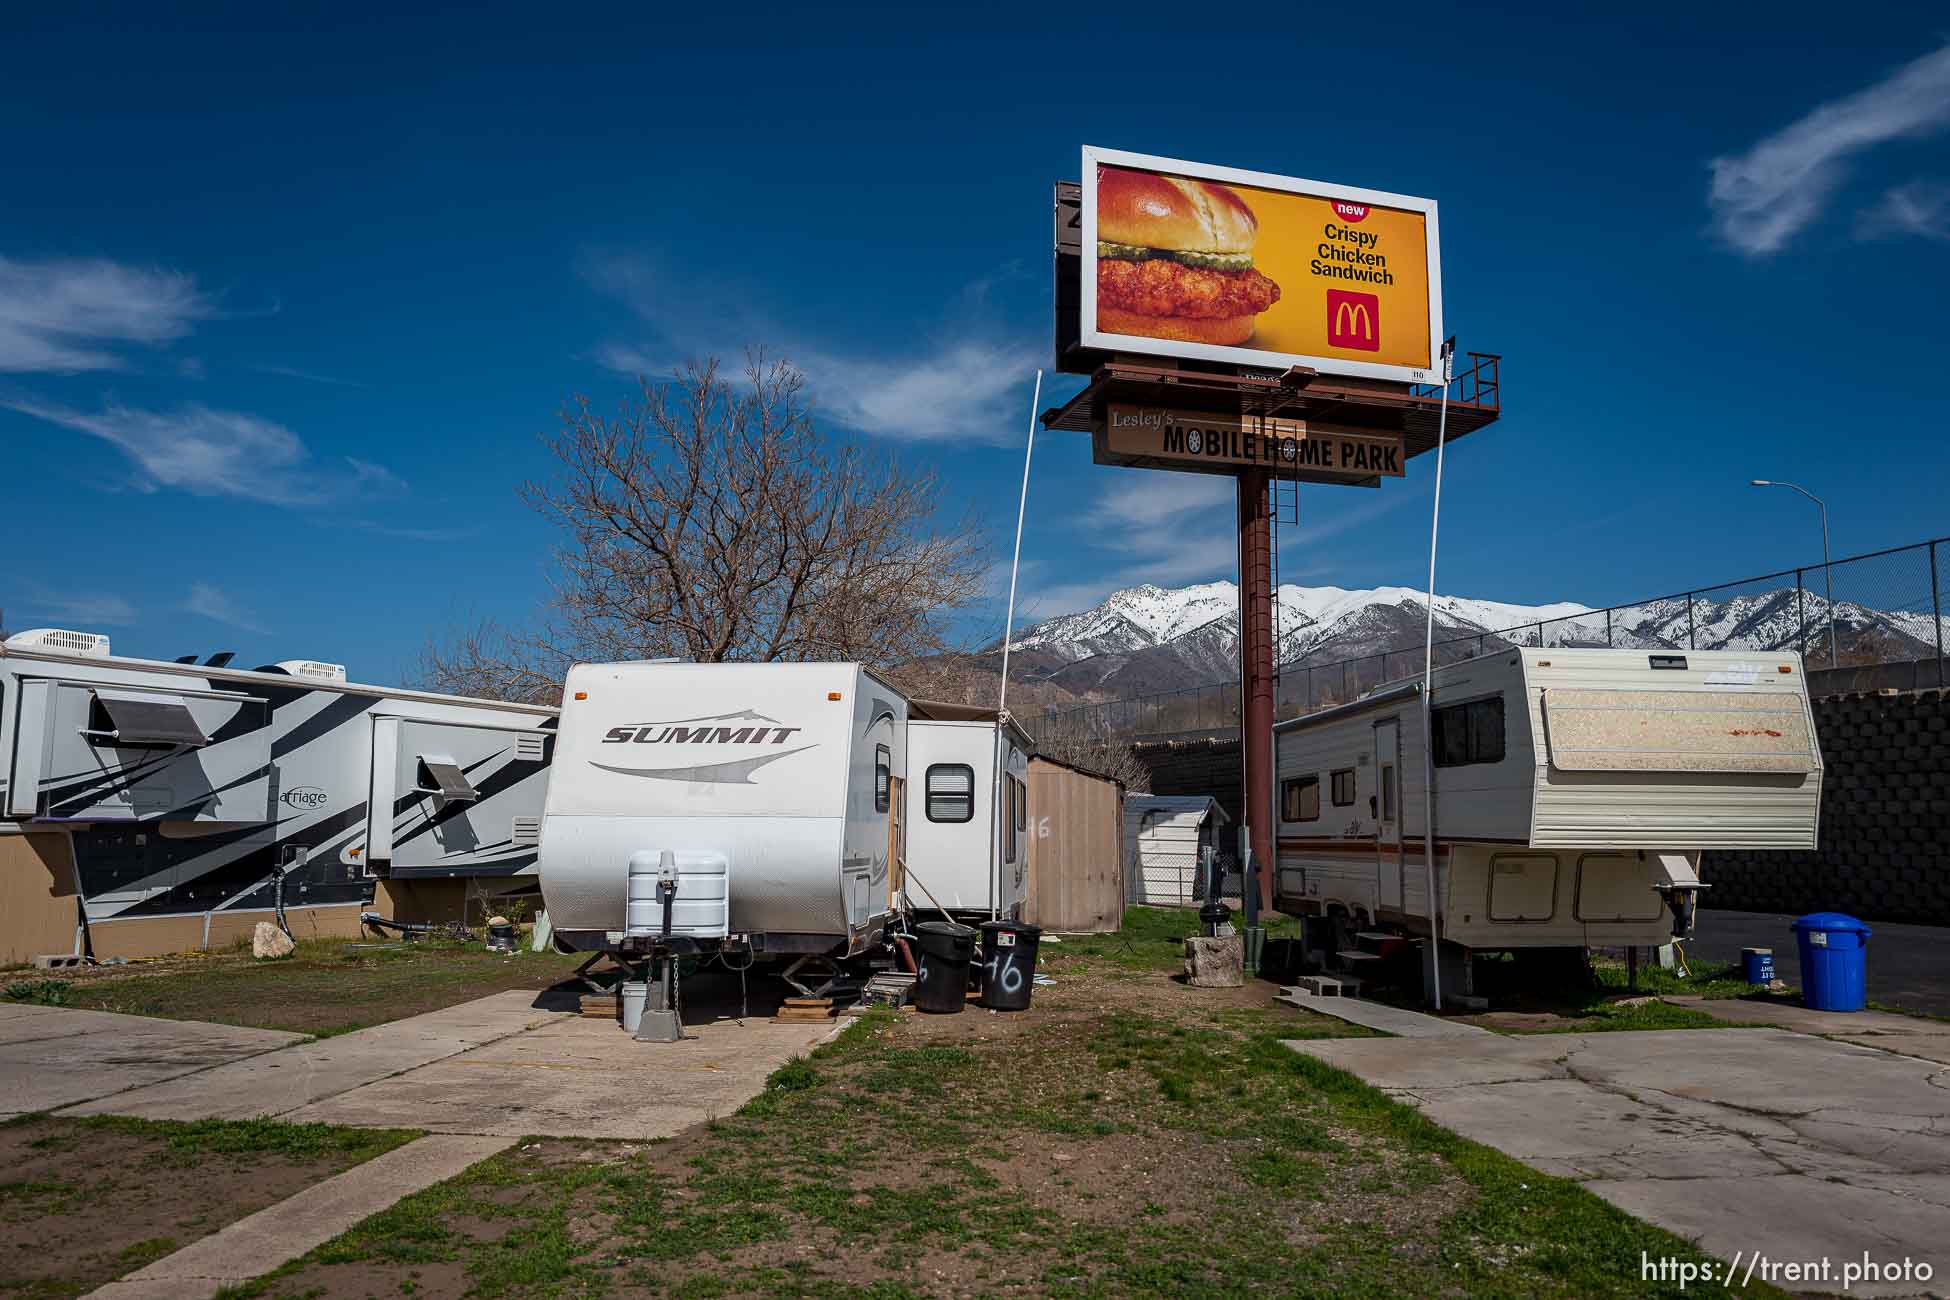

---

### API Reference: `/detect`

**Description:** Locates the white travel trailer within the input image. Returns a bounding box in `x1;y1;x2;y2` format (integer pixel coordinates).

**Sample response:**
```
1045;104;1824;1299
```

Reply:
1273;647;1822;989
540;661;909;964
0;628;556;964
903;702;1031;919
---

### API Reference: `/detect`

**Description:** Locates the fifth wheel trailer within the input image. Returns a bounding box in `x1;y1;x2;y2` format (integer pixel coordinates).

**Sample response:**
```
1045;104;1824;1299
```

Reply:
1272;647;1822;989
0;627;556;963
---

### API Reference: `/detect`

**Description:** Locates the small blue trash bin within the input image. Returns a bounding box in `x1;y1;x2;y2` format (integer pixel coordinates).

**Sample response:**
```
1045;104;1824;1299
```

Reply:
1791;913;1872;1012
1740;947;1774;986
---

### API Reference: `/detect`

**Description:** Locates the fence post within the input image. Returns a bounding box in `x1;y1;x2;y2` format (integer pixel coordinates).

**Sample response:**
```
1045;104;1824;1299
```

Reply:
1605;607;1613;647
1797;570;1807;660
1686;594;1696;650
1933;541;1944;688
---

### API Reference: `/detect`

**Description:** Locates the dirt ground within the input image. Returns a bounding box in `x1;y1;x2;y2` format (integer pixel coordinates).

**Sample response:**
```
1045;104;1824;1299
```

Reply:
25;938;583;1036
239;960;1481;1299
0;1116;413;1299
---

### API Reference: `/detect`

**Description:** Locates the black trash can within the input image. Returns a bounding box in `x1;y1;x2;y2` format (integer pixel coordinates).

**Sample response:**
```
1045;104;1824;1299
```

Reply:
912;922;977;1014
978;920;1042;1011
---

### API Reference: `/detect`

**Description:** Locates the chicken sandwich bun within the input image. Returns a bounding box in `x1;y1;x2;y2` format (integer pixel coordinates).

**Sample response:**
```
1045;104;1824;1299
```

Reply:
1095;167;1282;346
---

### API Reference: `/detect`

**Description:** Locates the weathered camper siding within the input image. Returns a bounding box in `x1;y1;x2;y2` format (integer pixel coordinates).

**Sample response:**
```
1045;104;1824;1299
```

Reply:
1526;654;1821;850
1023;757;1123;932
1125;796;1228;906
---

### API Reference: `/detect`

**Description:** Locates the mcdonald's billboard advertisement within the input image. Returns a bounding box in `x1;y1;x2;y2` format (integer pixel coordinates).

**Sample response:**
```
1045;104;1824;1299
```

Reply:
1081;146;1443;385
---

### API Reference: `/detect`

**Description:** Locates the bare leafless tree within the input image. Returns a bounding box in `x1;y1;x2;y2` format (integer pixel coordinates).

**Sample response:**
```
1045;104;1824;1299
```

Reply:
419;353;989;694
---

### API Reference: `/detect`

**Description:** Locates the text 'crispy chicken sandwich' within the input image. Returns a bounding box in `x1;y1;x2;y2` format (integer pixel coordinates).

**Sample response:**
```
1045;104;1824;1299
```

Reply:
1095;166;1282;346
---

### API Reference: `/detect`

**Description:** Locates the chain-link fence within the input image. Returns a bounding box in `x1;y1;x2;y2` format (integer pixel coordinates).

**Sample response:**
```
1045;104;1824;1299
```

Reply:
1025;535;1950;748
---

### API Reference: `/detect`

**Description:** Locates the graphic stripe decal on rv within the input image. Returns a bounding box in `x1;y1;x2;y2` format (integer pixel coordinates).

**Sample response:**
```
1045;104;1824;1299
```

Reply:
592;744;816;785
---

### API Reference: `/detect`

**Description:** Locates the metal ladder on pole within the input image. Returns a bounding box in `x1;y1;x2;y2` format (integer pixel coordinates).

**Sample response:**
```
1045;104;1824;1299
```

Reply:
1268;477;1299;677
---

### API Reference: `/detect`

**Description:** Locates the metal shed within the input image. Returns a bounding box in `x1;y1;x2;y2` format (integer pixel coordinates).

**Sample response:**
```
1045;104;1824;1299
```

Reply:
1124;794;1231;906
1022;755;1125;933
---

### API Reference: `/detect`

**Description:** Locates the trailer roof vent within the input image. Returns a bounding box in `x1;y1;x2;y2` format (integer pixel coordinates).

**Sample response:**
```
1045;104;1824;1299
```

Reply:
5;628;112;656
275;659;348;682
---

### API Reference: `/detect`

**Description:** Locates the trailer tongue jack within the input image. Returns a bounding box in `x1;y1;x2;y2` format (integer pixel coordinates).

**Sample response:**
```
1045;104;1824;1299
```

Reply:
627;850;684;1043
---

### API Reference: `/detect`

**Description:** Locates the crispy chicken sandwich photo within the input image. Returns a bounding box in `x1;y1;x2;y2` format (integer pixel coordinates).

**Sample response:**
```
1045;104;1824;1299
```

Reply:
1095;166;1282;345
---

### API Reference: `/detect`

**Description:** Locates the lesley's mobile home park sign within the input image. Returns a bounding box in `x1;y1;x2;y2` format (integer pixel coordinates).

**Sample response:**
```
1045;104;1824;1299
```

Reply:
1098;405;1405;484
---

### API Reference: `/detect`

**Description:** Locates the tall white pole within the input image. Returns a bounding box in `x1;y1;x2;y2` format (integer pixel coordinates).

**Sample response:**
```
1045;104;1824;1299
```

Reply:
990;369;1043;922
1419;341;1456;1011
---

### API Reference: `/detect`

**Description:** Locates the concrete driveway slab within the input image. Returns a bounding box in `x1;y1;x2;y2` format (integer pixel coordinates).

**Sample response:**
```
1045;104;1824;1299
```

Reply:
282;1011;843;1138
0;1005;303;1118
64;989;562;1122
1287;1028;1950;1296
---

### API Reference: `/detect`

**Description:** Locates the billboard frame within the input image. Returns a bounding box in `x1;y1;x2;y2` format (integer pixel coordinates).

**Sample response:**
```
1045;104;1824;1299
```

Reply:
1080;145;1446;386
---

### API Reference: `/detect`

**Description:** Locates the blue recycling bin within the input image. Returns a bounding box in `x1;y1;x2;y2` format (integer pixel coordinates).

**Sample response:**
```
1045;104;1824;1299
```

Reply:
1791;913;1872;1012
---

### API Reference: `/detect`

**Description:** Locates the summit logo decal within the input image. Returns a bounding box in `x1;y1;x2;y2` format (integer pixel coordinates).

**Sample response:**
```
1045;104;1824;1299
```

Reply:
600;708;803;746
591;709;815;784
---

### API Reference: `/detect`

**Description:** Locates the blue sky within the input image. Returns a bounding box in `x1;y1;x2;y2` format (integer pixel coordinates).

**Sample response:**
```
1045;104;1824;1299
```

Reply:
4;5;1949;680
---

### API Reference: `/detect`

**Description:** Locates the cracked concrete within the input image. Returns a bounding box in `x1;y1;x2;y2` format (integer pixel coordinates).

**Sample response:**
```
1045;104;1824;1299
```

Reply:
1288;1028;1950;1296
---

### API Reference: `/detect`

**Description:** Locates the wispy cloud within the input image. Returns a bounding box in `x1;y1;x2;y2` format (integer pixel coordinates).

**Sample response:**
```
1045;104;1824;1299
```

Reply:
0;396;408;505
14;585;138;627
580;251;1038;442
1857;178;1950;241
0;256;214;373
1708;43;1950;255
184;582;269;635
1088;474;1236;528
252;363;370;389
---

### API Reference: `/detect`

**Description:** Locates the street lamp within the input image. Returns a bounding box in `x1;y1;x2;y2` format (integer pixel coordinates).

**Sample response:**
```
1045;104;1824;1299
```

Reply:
1752;480;1838;667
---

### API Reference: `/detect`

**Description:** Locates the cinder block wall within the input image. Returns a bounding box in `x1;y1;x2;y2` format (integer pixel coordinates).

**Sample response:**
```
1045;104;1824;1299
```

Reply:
1703;688;1950;924
1134;737;1244;830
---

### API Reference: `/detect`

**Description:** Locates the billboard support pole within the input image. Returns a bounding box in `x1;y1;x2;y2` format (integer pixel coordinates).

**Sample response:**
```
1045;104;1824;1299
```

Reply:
991;369;1043;924
1237;466;1276;916
1419;340;1456;1012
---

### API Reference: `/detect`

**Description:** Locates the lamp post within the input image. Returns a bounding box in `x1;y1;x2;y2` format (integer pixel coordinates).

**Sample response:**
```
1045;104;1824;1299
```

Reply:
1752;480;1838;667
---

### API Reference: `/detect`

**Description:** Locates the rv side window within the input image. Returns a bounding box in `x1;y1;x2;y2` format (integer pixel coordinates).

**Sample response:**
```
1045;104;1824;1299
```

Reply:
1013;775;1026;831
1330;769;1356;806
1281;776;1319;822
874;745;891;814
925;763;974;823
1432;696;1506;768
1003;777;1017;864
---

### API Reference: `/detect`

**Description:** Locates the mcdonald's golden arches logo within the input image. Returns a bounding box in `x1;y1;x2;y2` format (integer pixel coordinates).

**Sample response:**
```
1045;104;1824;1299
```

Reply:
1326;289;1380;352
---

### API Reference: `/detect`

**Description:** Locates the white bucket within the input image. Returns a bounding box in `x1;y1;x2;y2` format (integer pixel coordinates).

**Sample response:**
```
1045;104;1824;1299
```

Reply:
620;980;649;1034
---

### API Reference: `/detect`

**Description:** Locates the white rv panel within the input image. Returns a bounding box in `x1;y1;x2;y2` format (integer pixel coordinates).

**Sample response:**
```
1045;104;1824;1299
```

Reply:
905;718;1028;915
540;661;904;951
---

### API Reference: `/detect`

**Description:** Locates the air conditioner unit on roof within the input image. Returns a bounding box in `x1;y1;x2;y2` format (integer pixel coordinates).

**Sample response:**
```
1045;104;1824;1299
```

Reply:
276;659;348;683
5;628;112;657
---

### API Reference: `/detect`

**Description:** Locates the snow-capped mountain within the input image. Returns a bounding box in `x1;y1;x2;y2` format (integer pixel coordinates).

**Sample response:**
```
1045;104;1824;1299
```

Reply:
997;579;1944;700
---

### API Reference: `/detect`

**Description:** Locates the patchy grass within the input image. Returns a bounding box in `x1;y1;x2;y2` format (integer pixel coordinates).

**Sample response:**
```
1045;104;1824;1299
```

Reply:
235;909;1774;1299
0;1114;419;1298
1047;905;1301;977
49;937;582;1036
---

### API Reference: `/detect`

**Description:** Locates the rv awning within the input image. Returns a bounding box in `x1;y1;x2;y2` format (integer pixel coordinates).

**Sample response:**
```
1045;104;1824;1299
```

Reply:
417;754;480;802
92;688;209;747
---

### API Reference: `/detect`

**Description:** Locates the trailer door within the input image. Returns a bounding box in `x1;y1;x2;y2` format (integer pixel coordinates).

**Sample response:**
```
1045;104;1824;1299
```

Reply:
1373;717;1403;913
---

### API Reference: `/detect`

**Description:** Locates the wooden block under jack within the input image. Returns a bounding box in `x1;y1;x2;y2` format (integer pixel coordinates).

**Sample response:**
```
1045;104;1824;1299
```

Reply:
775;996;838;1023
579;994;620;1019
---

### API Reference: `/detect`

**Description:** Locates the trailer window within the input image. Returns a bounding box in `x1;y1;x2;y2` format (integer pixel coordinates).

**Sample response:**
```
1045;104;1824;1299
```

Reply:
874;744;891;814
925;763;974;823
1380;764;1397;821
1281;775;1319;822
1012;774;1026;831
1330;769;1356;806
1432;696;1505;768
1002;777;1017;864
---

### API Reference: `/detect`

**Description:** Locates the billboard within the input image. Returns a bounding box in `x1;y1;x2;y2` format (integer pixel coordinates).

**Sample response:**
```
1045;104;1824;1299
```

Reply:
1081;146;1443;385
